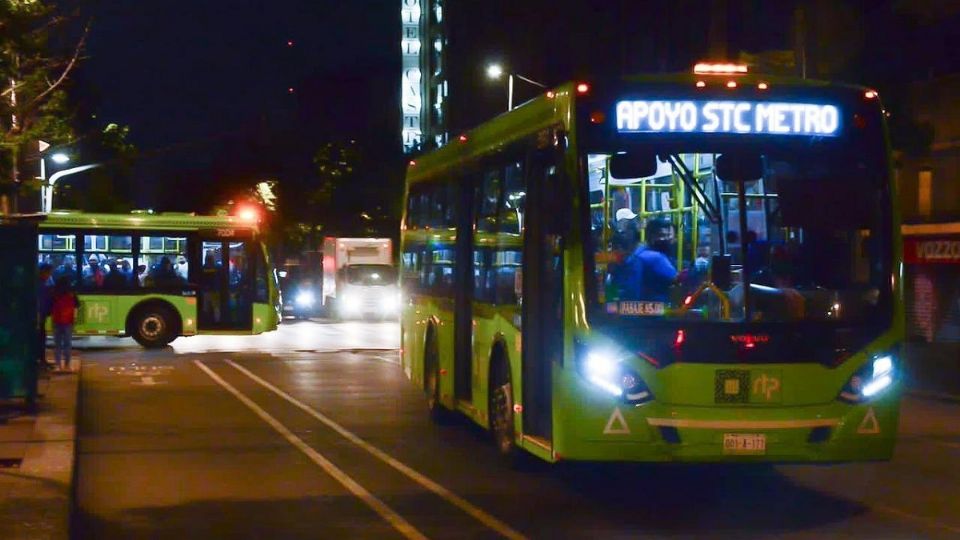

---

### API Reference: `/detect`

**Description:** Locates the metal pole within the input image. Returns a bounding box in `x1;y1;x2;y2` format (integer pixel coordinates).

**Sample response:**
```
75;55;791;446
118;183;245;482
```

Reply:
39;157;46;214
738;182;751;321
46;163;101;213
513;74;546;88
508;74;514;111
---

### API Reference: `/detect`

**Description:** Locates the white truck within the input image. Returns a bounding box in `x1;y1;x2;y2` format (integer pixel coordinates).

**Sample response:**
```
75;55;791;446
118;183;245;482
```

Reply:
321;237;398;319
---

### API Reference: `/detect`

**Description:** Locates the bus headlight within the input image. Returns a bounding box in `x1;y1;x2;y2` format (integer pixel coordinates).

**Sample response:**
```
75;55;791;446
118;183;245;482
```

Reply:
838;354;896;403
579;349;654;405
295;290;315;307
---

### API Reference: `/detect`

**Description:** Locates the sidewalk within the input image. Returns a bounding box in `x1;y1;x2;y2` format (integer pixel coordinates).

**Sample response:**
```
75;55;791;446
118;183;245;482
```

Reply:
0;357;80;540
902;342;960;401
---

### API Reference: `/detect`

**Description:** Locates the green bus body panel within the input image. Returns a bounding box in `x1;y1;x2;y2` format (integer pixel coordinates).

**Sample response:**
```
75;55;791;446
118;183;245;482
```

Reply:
401;76;904;463
60;295;276;337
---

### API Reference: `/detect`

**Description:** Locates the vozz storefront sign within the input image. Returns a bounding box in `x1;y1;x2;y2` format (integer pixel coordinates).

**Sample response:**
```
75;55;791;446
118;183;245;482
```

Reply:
904;238;960;264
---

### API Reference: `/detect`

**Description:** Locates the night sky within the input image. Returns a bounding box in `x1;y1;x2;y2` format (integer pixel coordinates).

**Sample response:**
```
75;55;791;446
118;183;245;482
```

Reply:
70;0;398;211
62;0;959;214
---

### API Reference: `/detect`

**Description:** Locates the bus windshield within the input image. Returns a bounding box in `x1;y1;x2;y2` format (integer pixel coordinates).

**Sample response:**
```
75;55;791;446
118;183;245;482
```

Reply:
587;143;890;325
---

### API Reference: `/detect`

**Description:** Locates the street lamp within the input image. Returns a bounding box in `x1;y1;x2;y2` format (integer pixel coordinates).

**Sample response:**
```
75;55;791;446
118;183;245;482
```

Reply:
485;63;547;111
38;147;71;213
42;163;101;213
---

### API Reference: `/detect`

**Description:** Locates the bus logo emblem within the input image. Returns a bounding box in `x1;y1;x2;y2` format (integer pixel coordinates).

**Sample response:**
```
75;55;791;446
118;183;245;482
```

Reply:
715;370;750;403
86;302;109;324
752;373;781;401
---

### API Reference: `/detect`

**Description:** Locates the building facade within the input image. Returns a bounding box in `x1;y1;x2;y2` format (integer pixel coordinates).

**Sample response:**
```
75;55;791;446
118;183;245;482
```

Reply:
900;74;960;343
401;0;448;154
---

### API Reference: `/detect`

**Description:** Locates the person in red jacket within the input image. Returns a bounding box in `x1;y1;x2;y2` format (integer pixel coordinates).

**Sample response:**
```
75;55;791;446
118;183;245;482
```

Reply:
50;277;79;372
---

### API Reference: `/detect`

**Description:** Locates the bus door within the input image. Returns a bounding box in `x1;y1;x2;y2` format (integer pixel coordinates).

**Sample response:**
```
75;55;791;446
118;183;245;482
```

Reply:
198;237;253;331
521;145;565;440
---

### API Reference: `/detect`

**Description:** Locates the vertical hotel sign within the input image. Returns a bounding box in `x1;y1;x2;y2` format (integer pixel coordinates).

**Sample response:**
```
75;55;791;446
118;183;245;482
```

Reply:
401;0;423;152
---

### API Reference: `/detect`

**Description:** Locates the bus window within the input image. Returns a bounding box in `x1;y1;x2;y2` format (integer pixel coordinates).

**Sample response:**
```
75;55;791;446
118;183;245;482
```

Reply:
81;234;134;291
38;233;77;286
139;235;188;289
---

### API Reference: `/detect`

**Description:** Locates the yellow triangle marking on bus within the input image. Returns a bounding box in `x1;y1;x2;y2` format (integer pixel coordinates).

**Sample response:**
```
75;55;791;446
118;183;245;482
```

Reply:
857;407;880;434
603;407;630;435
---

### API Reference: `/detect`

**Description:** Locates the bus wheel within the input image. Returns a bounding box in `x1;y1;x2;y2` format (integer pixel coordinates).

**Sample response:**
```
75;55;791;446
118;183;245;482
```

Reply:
424;336;449;423
489;358;523;464
131;305;177;348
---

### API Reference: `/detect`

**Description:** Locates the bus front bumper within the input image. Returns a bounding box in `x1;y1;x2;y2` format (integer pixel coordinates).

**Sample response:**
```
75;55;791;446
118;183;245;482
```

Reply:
552;394;900;463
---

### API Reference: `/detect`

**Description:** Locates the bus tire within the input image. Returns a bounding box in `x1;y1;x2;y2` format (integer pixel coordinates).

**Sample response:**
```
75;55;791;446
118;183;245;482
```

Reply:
424;330;450;423
489;352;526;467
129;303;179;349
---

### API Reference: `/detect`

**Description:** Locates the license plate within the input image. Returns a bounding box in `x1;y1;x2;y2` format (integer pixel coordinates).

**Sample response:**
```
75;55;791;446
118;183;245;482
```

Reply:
723;433;766;454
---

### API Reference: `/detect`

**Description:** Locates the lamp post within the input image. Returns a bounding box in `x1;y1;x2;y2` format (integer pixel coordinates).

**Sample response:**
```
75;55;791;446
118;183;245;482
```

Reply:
44;163;100;213
38;149;70;214
485;63;546;111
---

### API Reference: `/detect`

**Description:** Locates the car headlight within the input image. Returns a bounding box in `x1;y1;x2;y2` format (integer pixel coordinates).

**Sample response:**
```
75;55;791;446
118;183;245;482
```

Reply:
295;290;315;307
579;349;654;405
838;354;896;403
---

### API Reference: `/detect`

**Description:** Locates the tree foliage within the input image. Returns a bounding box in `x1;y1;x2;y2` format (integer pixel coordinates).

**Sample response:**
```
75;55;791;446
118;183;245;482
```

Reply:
0;0;86;206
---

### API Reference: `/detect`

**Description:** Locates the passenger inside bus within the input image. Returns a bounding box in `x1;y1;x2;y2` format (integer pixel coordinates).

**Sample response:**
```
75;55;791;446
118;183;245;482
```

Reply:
611;216;678;302
102;260;128;290
201;252;222;323
144;256;185;288
52;255;76;284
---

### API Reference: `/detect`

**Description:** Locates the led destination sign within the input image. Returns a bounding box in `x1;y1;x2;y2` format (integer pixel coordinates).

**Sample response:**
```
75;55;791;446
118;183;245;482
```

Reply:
616;100;840;137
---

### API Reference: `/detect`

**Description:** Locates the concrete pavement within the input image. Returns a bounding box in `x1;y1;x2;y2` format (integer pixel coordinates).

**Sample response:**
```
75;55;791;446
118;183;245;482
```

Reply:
0;360;79;540
903;342;960;400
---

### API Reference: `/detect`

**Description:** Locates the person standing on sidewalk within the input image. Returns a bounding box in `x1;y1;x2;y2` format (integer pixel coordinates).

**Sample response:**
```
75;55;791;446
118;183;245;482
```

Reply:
50;277;79;372
37;263;55;369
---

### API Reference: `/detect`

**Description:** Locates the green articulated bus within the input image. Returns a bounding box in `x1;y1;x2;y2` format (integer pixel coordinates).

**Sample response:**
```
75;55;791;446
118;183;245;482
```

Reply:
400;63;903;463
38;211;281;348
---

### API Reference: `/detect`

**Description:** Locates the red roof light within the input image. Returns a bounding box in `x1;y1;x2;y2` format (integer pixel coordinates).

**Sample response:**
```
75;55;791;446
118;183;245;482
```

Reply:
576;83;590;94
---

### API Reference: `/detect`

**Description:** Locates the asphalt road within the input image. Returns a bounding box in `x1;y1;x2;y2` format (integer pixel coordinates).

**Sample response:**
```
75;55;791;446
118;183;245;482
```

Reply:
73;319;960;539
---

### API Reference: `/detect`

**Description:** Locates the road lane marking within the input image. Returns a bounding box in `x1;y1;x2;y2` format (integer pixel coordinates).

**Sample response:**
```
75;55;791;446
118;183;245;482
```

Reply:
193;360;428;540
875;504;960;535
225;358;527;540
